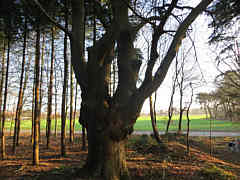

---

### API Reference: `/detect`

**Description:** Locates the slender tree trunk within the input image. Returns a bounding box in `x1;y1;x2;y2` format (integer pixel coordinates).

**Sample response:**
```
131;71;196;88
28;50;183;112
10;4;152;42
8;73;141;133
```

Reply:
46;27;55;148
0;39;6;159
61;0;69;156
0;40;6;132
54;67;58;136
178;72;184;134
10;105;16;136
178;109;184;133
13;20;27;149
31;79;35;144
17;56;31;144
0;41;5;130
73;82;78;139
33;25;41;165
69;67;74;143
149;94;162;144
39;32;46;139
186;83;193;155
0;40;6;133
69;66;74;143
166;60;178;134
1;38;10;159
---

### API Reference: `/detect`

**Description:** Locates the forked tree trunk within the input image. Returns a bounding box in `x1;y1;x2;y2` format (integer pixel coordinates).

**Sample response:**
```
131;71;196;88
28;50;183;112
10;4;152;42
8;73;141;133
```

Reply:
69;1;213;180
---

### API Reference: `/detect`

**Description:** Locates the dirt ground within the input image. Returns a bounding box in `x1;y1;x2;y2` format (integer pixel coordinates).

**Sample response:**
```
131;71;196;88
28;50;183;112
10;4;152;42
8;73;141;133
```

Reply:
0;132;239;180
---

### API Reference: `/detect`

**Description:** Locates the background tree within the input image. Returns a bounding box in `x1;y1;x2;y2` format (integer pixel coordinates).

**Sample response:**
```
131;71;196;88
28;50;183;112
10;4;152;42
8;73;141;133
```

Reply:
61;0;69;157
46;26;56;148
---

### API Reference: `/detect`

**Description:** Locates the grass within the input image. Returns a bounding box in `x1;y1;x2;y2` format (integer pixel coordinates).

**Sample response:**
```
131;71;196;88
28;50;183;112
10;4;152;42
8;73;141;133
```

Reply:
200;164;237;180
135;115;240;131
4;114;240;132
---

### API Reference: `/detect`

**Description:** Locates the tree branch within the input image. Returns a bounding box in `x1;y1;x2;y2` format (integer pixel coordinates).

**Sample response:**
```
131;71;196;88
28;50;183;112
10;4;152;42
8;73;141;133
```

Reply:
32;0;72;39
136;0;214;103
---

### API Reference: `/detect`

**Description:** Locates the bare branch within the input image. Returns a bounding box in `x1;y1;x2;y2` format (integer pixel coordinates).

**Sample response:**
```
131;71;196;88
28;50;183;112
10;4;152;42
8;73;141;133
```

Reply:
136;0;214;103
32;0;72;39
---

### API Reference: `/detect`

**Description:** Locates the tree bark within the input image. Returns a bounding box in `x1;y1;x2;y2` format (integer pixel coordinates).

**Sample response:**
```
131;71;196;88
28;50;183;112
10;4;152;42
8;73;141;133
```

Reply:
46;27;55;148
186;83;193;155
54;65;58;136
166;59;178;133
69;66;74;143
81;106;131;180
61;0;69;156
13;19;28;149
33;24;41;165
0;39;6;160
73;81;78;139
149;95;162;144
39;32;46;140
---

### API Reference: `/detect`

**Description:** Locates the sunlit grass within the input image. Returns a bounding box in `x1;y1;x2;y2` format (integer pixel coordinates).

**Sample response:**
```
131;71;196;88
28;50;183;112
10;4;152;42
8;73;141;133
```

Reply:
134;114;240;131
4;114;240;132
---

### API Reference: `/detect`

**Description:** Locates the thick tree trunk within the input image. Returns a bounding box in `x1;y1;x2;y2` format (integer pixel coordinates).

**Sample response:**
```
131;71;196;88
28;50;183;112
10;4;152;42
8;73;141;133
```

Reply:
103;138;129;180
68;0;213;179
79;105;86;150
82;106;130;180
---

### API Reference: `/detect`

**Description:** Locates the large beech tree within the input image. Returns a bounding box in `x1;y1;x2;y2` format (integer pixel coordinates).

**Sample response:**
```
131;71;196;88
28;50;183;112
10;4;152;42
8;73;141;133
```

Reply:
28;0;213;179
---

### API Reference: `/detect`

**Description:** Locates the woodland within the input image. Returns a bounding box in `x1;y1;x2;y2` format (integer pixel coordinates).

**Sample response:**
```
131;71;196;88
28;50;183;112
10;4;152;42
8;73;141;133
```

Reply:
0;0;240;180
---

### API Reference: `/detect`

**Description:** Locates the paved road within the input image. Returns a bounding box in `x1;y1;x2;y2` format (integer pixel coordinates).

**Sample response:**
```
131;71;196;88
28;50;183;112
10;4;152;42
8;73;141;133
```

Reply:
133;131;240;137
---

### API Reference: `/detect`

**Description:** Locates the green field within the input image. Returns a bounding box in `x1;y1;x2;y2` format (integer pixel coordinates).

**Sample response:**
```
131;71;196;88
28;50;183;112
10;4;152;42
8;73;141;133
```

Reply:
134;115;240;131
4;114;240;132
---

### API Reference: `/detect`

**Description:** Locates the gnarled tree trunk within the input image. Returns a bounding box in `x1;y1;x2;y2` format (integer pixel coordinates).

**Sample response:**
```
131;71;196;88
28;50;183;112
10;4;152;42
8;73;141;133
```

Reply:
69;0;213;179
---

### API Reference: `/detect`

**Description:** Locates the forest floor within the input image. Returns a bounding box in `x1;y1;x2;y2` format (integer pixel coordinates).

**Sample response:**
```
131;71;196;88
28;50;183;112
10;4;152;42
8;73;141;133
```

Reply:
0;132;240;180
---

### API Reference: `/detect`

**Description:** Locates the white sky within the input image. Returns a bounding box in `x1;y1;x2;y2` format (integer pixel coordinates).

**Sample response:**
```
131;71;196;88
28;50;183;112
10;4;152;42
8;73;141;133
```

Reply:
140;14;219;114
